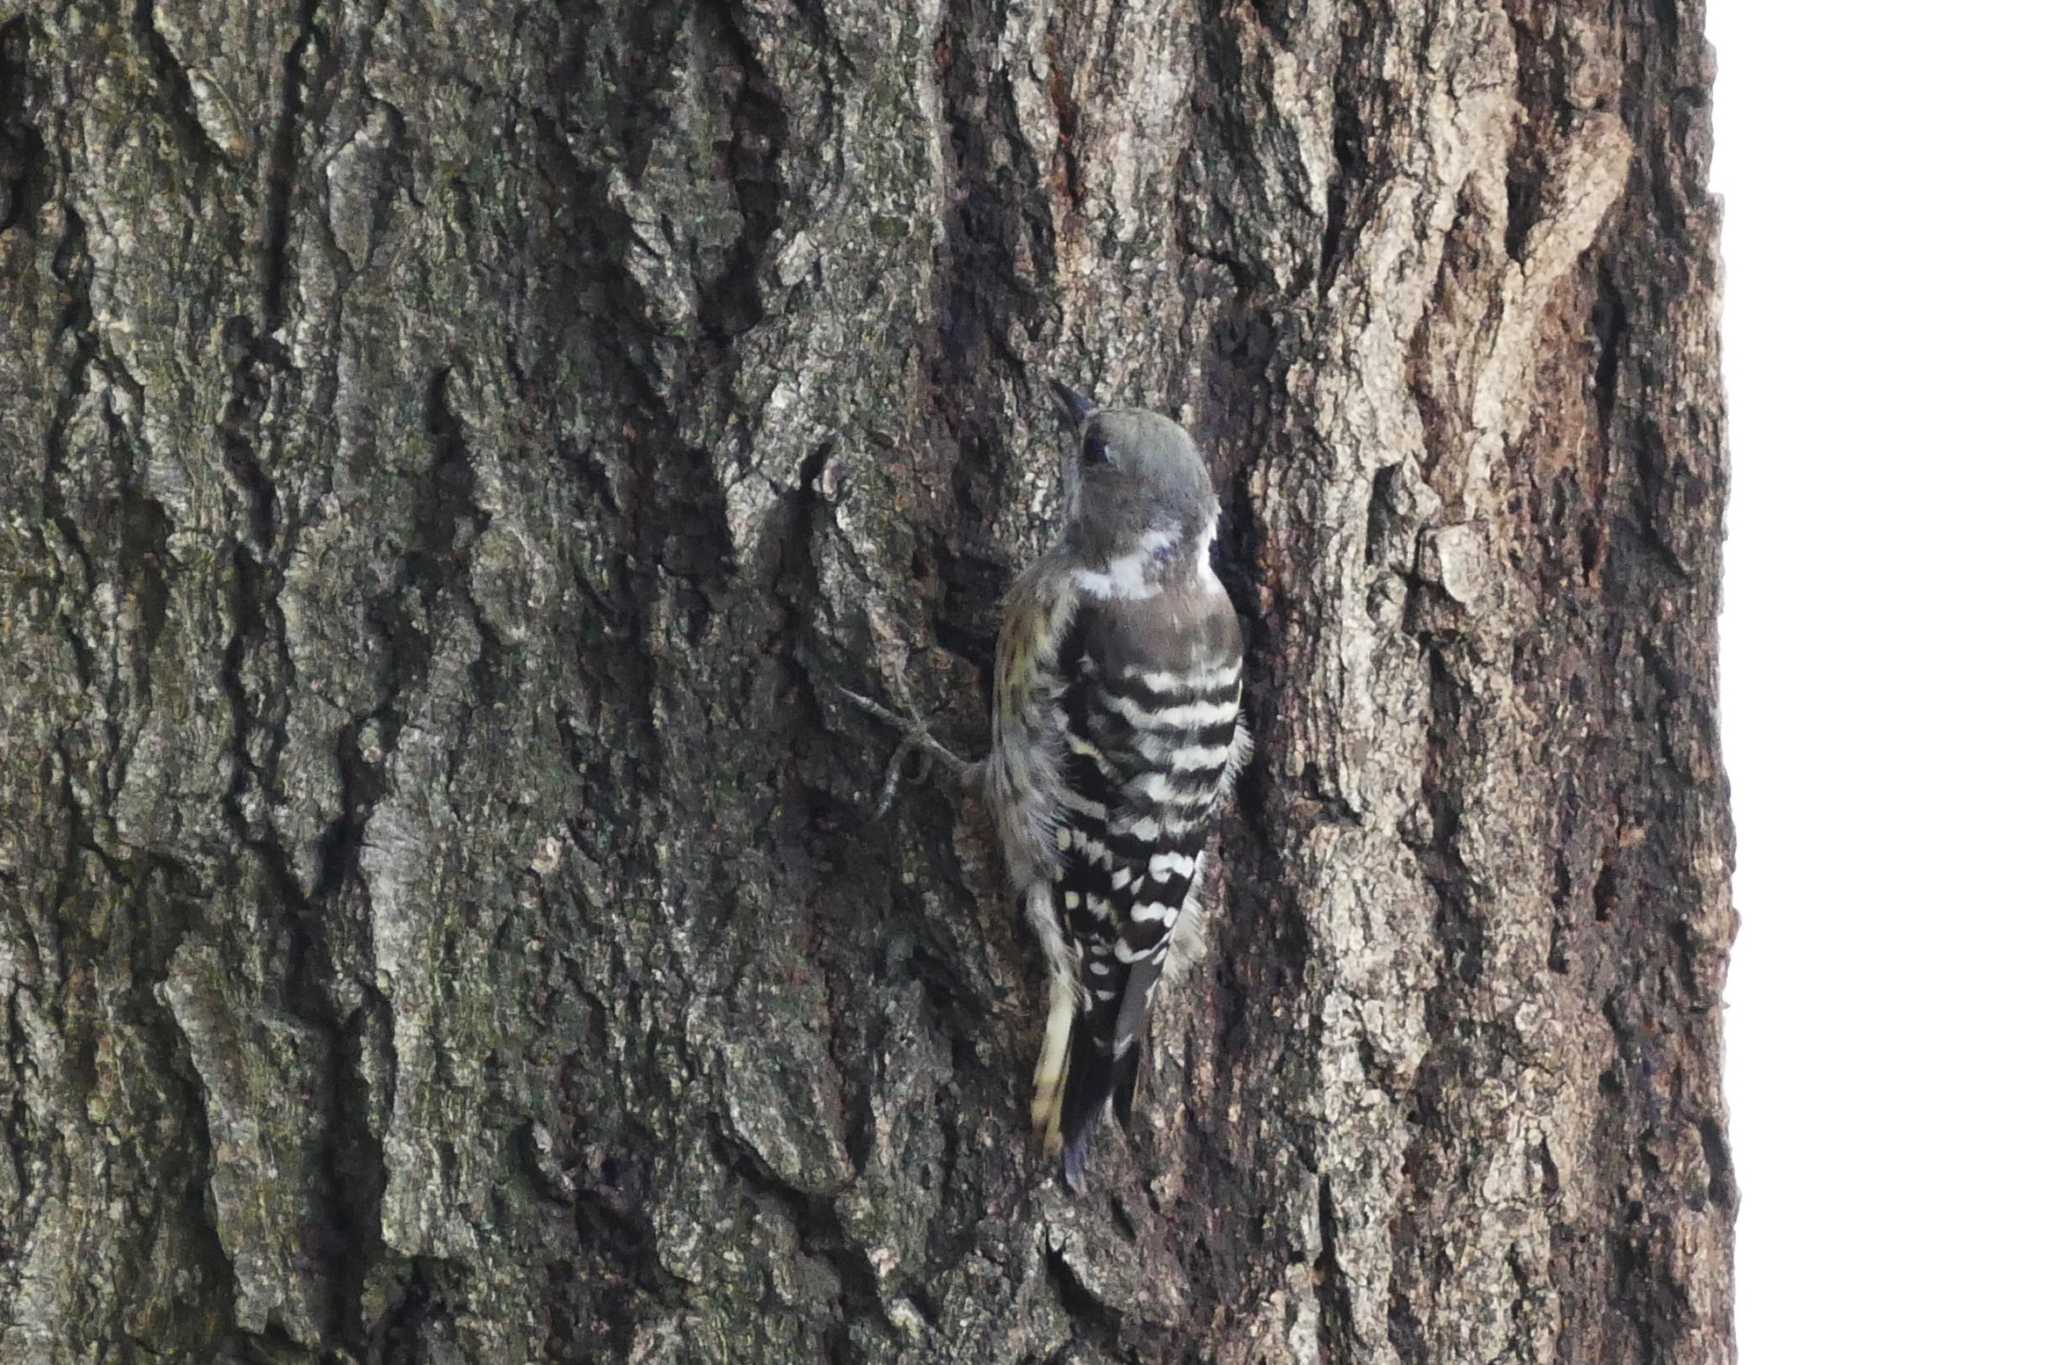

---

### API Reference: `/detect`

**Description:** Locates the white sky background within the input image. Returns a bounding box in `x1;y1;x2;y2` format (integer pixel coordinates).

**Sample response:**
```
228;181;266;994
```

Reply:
1710;3;2048;1359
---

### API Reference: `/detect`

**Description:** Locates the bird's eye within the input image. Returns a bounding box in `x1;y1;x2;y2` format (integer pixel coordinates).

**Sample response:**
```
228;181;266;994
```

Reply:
1082;430;1111;467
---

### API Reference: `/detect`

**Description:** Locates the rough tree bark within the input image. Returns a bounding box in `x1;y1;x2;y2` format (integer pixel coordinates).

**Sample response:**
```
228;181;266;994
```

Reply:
0;0;1732;1360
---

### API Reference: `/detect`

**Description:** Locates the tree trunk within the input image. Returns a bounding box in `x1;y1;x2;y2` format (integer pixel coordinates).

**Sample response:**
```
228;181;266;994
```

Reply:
0;0;1732;1360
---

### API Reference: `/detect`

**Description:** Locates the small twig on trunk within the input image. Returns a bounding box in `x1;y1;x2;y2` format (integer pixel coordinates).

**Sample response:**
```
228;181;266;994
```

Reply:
834;684;974;816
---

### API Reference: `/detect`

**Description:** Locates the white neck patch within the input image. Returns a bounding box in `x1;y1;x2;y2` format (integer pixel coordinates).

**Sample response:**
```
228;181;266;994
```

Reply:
1072;522;1217;601
1192;521;1224;594
1074;548;1162;600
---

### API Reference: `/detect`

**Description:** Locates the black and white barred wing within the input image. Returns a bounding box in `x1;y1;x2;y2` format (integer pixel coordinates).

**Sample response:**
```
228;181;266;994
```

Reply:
1050;589;1243;1185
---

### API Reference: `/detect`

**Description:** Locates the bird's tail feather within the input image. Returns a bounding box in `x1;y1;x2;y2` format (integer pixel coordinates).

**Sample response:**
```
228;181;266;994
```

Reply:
1058;1028;1142;1193
1111;1038;1142;1131
1059;955;1164;1191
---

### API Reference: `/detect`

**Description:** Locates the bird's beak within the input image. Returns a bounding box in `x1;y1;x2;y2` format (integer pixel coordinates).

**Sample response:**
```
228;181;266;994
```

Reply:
1050;378;1097;430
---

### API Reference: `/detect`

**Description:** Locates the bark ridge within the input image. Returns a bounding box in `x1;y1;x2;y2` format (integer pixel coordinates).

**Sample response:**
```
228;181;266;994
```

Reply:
0;1;1731;1360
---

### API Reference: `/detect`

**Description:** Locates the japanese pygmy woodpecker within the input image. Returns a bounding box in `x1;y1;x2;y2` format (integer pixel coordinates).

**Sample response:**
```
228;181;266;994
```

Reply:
838;383;1248;1188
986;382;1248;1191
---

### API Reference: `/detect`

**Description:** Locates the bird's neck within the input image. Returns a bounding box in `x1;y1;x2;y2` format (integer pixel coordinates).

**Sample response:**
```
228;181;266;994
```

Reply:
1071;518;1217;601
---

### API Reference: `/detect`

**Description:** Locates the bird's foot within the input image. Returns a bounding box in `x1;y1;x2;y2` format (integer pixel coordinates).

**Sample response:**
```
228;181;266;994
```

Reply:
833;685;973;815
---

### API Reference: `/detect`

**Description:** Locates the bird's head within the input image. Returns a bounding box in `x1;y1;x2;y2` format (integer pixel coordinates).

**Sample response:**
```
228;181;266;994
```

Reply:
1049;380;1219;574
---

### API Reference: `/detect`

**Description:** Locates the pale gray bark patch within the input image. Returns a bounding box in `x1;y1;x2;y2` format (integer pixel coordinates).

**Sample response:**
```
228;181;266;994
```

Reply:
0;0;1732;1360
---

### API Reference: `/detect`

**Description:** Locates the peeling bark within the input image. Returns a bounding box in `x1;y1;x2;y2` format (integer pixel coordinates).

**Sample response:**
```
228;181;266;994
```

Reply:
0;0;1732;1360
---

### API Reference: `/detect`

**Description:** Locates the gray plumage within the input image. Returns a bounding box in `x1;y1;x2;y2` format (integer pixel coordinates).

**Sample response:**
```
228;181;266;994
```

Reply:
987;383;1248;1190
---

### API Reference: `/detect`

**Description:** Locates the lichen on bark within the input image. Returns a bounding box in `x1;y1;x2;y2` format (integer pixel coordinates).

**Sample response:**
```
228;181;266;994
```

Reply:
0;1;1732;1360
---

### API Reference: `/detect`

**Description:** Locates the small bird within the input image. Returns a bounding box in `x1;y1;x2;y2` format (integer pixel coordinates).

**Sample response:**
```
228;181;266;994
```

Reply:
843;381;1247;1190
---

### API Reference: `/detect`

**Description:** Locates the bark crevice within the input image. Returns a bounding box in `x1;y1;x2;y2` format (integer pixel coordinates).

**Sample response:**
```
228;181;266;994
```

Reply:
0;2;1731;1360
